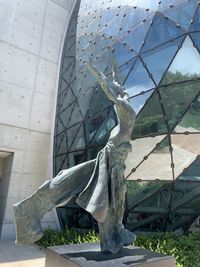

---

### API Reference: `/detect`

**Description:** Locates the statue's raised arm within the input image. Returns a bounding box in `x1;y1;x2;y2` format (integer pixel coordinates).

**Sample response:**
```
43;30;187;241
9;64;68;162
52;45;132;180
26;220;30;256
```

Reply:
87;63;118;103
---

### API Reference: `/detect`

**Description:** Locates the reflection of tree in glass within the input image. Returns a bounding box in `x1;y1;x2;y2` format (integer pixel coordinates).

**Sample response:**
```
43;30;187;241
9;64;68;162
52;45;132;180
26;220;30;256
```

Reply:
162;71;200;84
161;71;200;130
178;97;200;130
132;71;200;138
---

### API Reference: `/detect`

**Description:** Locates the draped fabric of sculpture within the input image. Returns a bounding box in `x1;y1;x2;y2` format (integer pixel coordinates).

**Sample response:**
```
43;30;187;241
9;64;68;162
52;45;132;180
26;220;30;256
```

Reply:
13;64;136;254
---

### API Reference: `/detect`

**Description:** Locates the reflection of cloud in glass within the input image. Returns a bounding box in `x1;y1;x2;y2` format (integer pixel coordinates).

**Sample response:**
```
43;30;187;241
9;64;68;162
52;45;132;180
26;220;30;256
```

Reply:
126;84;154;97
129;90;153;114
170;37;200;76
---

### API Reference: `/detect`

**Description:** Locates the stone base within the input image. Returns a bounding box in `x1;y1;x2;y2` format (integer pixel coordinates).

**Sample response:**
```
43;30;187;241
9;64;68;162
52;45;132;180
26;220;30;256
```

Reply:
45;243;176;267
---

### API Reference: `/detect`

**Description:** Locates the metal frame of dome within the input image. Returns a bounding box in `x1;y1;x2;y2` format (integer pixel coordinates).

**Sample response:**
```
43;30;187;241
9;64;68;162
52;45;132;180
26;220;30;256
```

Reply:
54;0;200;232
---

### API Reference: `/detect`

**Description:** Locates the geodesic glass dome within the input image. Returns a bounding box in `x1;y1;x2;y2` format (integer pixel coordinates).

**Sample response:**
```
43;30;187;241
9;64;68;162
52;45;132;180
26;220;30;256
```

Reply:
54;0;200;232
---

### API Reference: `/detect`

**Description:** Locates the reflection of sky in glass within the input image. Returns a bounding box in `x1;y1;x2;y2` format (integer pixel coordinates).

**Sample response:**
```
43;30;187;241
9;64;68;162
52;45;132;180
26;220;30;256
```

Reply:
80;0;159;10
126;85;155;98
129;90;153;114
170;37;200;76
127;0;158;10
124;58;155;96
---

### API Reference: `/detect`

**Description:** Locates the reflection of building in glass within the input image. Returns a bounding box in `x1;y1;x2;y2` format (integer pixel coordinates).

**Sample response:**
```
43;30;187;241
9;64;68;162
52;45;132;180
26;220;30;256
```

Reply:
54;0;200;232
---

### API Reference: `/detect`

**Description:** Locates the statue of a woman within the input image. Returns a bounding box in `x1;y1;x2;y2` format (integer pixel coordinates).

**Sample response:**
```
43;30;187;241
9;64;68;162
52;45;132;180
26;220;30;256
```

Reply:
13;63;136;254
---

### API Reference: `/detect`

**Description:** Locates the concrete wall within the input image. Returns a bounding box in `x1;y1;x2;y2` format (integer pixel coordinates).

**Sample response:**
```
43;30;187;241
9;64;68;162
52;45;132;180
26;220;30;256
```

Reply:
0;153;13;235
0;0;75;240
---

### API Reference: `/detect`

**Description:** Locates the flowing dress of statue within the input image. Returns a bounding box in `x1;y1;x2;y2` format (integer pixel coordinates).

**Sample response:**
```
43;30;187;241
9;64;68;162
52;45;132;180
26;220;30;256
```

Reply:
13;63;136;254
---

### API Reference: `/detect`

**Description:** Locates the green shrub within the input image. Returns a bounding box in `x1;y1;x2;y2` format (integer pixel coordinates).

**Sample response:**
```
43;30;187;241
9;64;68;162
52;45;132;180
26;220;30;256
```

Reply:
36;229;200;267
135;232;200;267
36;228;99;248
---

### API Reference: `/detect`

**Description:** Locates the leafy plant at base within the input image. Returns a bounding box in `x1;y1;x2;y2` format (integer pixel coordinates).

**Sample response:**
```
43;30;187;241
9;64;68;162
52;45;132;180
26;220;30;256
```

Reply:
36;229;200;267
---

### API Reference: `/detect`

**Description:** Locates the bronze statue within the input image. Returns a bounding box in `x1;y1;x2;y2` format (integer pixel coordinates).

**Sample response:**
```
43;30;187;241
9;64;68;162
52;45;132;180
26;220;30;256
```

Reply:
13;63;136;254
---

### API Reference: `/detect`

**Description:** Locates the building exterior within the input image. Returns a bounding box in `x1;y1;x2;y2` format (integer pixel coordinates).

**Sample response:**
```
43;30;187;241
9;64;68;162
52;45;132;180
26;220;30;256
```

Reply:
54;0;200;232
1;0;200;240
0;0;75;240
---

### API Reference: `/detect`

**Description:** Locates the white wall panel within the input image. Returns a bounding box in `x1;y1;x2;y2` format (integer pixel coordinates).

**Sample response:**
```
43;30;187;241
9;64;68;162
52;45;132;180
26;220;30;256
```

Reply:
0;0;75;239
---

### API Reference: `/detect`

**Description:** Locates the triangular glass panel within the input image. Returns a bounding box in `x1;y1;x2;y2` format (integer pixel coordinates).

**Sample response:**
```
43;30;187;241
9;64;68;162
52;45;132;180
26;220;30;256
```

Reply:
59;77;69;95
190;32;200;54
64;36;76;57
116;6;154;36
59;87;76;114
67;102;83;128
127;0;159;10
161;36;200;85
77;70;95;96
77;12;96;35
57;89;66;110
171;133;200;179
119;57;138;84
65;38;77;57
59;102;76;129
170;179;200;223
190;4;200;32
66;1;80;36
68;150;86;168
67;17;78;36
159;80;200;131
129;89;154;115
93;49;113;73
174;96;200;133
140;12;185;53
70;76;82;98
122;16;152;53
94;36;114;58
68;123;85;152
125;134;166;178
76;36;91;54
99;5;120;25
77;88;94;118
126;180;170;232
141;35;185;86
78;2;116;34
127;136;173;180
86;85;112;119
76;67;97;97
160;0;197;30
178;157;200;181
55;133;68;156
55;154;68;175
111;41;137;67
124;58;155;97
101;6;127;37
62;61;76;83
61;57;75;75
86;106;114;145
76;42;91;62
55;116;65;136
133;91;168;138
92;108;116;145
129;181;171;212
66;123;82;151
81;12;105;35
77;35;111;63
86;145;104;161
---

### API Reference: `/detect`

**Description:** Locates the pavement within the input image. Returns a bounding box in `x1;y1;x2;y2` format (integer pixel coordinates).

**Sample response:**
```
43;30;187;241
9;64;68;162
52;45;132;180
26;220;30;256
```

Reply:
0;241;45;267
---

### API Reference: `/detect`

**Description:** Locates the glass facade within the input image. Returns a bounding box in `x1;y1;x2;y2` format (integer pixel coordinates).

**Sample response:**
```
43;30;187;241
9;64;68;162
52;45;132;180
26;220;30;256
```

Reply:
54;0;200;232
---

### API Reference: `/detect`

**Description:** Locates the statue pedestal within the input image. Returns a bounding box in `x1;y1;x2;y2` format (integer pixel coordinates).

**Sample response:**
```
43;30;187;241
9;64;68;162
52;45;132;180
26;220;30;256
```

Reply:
45;242;176;267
